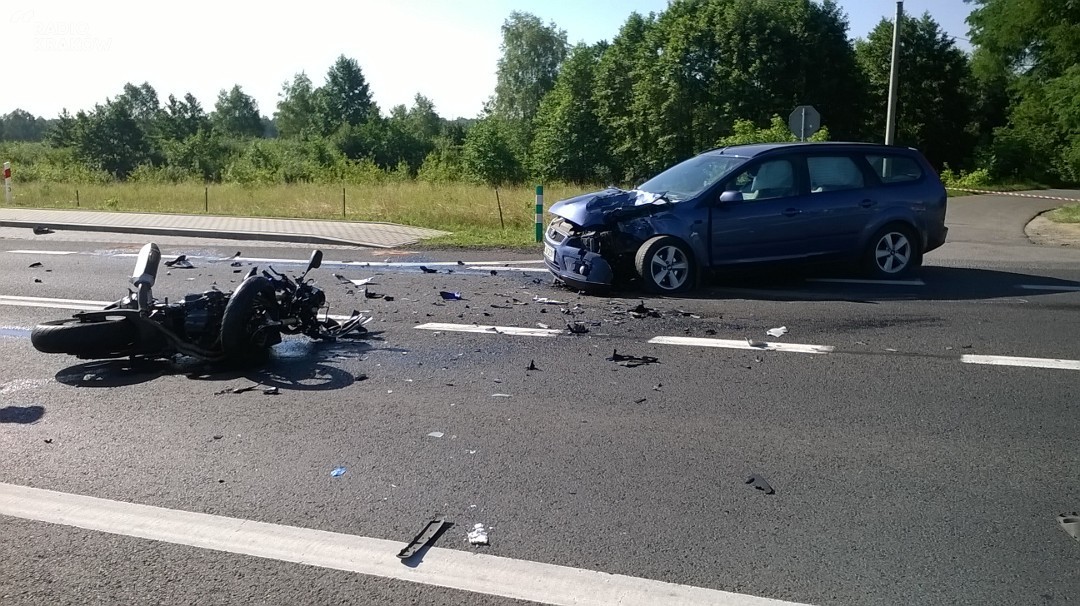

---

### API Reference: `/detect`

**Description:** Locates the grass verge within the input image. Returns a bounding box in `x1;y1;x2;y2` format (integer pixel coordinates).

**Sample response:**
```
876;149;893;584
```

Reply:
1045;203;1080;224
6;181;600;247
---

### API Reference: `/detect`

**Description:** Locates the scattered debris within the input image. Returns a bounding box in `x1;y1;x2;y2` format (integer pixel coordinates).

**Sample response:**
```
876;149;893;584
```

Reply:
263;387;280;395
457;260;465;266
427;431;444;438
33;226;54;235
330;466;347;477
746;338;769;348
490;304;511;309
567;321;590;334
536;322;550;329
419;266;438;274
630;302;662;319
634;398;647;404
398;518;453;560
766;326;788;338
230;261;243;267
533;296;567;305
1059;512;1080;543
28;262;43;268
384;295;395;301
490;270;498;276
213;435;223;440
705;329;718;336
492;393;512;398
164;254;194;269
607;349;660;367
333;273;353;285
33;278;42;283
214;384;260;395
440;291;463;300
355;374;369;381
653;383;663;391
468;523;490;546
527;360;539;371
364;288;386;299
44;438;53;444
746;474;775;495
230;251;241;259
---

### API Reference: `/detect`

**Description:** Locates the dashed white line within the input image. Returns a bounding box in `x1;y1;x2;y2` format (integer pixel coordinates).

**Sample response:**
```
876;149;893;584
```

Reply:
7;249;78;255
0;295;112;311
1017;284;1080;292
805;278;925;286
648;336;835;354
0;483;807;606
961;354;1080;371
414;322;563;337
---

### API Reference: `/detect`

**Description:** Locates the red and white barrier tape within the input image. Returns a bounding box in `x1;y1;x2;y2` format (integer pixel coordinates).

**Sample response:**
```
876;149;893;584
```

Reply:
948;187;1078;202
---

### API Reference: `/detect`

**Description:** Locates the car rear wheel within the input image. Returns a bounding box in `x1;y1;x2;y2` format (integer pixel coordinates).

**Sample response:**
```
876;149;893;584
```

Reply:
864;224;921;278
635;236;695;294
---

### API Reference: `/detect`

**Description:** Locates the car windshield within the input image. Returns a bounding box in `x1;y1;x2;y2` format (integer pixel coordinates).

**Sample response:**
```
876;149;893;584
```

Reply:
637;154;748;201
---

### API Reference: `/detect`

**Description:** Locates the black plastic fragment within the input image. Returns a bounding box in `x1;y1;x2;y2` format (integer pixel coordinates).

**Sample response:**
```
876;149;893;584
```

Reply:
1059;512;1080;543
28;262;43;268
164;255;194;269
32;226;54;235
746;474;775;495
567;321;589;334
527;360;539;371
398;518;453;560
419;266;438;274
607;349;659;367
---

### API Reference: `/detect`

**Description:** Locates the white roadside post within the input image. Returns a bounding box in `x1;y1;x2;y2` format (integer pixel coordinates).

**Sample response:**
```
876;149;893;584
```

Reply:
3;162;11;203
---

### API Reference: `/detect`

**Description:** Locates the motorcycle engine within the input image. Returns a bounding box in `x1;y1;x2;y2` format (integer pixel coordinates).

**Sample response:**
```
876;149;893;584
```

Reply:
182;290;227;349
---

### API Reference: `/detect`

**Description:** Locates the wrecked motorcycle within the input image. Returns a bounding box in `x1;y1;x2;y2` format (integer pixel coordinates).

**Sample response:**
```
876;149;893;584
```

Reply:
30;242;369;364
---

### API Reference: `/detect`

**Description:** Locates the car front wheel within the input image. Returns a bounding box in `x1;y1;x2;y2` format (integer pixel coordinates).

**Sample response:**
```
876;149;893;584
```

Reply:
635;236;695;294
864;224;921;278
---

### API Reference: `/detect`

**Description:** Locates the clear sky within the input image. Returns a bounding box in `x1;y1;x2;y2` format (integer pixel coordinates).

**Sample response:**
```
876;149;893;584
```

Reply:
1;0;977;122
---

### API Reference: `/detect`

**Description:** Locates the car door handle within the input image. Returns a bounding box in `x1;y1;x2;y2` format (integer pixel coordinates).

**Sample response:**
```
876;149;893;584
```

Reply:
782;208;801;217
860;199;877;208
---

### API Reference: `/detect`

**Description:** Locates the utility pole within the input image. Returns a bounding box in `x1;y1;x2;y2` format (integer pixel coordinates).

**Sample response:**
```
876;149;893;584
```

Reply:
884;0;903;145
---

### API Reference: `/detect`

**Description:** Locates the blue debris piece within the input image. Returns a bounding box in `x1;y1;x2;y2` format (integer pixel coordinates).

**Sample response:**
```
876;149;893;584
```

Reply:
331;466;346;477
440;291;463;300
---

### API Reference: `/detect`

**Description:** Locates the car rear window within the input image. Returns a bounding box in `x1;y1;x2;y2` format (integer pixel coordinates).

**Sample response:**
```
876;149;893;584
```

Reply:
865;154;923;184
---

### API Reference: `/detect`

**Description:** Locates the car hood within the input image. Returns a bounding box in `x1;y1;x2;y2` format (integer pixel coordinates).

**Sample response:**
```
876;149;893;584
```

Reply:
548;188;672;228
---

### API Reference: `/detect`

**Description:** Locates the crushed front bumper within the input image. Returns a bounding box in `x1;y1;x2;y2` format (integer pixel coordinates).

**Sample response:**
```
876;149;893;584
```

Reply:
542;217;615;288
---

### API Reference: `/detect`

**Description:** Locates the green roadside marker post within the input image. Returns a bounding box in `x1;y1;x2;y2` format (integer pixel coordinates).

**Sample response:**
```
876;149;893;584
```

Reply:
535;185;544;242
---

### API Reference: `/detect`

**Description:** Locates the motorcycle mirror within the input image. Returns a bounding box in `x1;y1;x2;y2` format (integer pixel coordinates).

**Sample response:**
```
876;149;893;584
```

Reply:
307;250;323;271
244;267;258;280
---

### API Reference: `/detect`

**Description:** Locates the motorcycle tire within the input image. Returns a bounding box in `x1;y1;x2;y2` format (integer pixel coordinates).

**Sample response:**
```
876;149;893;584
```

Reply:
31;317;138;356
219;276;280;362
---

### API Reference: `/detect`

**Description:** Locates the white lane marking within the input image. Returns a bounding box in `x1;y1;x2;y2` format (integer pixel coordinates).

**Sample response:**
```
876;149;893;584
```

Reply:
805;278;925;286
415;322;563;337
648;336;835;354
0;295;112;311
961;354;1080;371
1018;284;1080;292
7;250;78;255
0;483;807;606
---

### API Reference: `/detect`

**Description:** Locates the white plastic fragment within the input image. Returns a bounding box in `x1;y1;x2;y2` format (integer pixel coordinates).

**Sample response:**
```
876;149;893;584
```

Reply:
492;393;512;398
468;523;489;545
766;326;788;338
427;432;444;438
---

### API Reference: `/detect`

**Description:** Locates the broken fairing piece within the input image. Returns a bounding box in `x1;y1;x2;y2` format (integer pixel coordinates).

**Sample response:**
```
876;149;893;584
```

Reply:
745;474;774;495
419;266;438;274
427;432;444;438
164;255;194;269
330;466;346;477
607;349;660;367
766;326;788;338
533;296;567;305
1059;512;1080;543
567;321;589;334
398;518;453;560
468;523;489;545
351;277;375;286
440;291;463;300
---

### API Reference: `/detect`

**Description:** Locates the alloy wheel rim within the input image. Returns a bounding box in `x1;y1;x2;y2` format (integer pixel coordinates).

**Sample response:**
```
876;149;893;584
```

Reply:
650;246;689;290
875;232;911;273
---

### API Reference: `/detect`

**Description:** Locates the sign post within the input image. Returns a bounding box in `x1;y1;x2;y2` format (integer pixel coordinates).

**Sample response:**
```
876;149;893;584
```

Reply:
535;185;544;243
788;105;821;141
3;162;11;203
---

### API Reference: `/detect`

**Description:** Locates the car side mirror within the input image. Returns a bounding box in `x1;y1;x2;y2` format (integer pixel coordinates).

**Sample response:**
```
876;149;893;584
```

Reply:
719;190;743;203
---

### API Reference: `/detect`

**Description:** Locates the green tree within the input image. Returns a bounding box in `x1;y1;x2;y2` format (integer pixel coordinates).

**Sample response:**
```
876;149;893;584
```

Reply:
72;101;152;178
965;0;1080;182
158;93;210;142
530;43;610;183
855;12;975;170
493;11;569;123
274;72;319;138
1;109;49;141
45;109;77;147
316;55;378;134
716;115;830;147
212;85;263;138
461;116;523;185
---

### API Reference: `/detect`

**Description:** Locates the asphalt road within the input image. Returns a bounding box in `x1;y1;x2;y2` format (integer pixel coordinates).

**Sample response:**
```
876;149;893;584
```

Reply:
1;195;1079;606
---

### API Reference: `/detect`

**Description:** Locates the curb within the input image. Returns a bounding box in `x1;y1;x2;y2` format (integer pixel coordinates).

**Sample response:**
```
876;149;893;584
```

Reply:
948;188;1079;202
0;220;402;249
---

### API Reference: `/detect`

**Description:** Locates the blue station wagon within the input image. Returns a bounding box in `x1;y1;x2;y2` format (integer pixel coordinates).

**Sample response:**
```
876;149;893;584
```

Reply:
542;142;949;294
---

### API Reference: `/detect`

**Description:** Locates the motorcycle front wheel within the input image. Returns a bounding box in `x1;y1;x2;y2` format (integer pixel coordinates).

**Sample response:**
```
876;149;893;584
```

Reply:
31;317;138;356
219;276;281;363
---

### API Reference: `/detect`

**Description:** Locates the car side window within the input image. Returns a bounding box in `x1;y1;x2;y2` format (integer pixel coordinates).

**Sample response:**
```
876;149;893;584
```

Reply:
865;154;923;184
724;159;797;201
807;156;865;193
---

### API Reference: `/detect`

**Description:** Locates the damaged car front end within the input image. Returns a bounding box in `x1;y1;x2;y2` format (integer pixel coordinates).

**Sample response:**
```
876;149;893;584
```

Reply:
543;153;748;294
